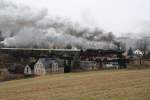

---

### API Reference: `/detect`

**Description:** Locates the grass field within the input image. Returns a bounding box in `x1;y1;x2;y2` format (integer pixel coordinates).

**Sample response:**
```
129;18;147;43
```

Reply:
0;69;150;100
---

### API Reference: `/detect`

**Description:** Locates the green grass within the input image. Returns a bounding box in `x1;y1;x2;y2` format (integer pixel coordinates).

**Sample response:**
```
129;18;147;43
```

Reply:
0;69;150;100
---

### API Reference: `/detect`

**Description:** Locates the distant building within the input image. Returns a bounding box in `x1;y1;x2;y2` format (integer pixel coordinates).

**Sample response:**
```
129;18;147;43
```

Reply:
34;58;64;76
134;49;144;57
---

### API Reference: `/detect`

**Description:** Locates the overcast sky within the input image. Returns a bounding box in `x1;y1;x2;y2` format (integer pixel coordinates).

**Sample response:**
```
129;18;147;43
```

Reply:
9;0;150;36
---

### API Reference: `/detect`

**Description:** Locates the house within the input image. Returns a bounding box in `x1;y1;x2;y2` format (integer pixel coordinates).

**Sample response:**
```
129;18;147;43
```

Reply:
134;49;144;56
34;58;64;76
133;49;144;64
24;65;32;75
134;49;143;59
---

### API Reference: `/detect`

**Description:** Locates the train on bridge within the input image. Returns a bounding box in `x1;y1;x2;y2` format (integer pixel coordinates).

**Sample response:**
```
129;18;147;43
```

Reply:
0;48;128;74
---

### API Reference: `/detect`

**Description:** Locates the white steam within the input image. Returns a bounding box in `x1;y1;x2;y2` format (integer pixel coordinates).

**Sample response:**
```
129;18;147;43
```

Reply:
0;0;116;49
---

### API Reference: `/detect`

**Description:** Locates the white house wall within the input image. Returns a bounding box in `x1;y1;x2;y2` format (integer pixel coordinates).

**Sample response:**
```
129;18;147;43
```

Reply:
34;61;46;76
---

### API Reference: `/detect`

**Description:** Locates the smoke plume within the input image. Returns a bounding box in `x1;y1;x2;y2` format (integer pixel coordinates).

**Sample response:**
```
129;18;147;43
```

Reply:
0;0;116;49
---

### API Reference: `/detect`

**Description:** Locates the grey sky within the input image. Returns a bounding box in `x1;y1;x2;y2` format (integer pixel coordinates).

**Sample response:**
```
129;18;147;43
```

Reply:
9;0;150;36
